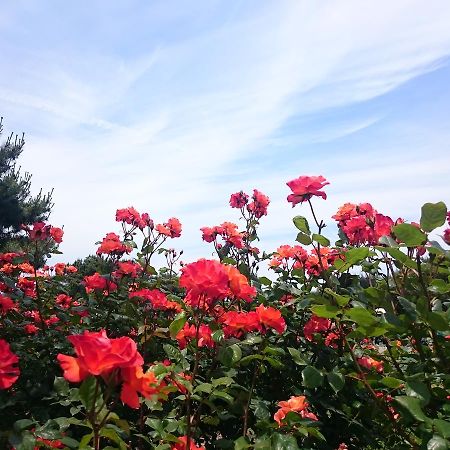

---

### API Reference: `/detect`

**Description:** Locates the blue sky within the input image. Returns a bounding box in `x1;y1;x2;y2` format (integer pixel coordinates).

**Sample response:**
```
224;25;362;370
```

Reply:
1;0;450;263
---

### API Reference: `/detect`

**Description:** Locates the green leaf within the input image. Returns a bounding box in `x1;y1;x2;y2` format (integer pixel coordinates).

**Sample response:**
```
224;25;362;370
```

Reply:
264;356;284;369
425;312;449;331
426;435;448;450
252;399;271;420
378;247;418;270
99;428;127;450
234;436;251;450
14;433;36;450
434;419;450;439
239;354;264;366
79;376;97;410
296;232;312;245
263;346;285;356
79;433;94;448
394;396;427;422
378;235;399;247
272;433;300;450
293;216;311;234
163;344;183;362
398;296;418;320
258;276;272;286
393;223;427;247
211;391;234;403
420;202;447;232
429;279;450;294
381;377;404;389
13;419;36;432
288;347;308;366
194;383;213;394
219;344;242;367
406;381;431;406
212;377;234;387
53;377;69;395
212;330;225;343
241;334;263;345
169;312;186;339
327;372;345;393
254;438;272;450
312;233;330;246
302;365;323;389
338;247;369;272
345;307;377;327
324;288;350;306
60;437;80;448
310;304;340;318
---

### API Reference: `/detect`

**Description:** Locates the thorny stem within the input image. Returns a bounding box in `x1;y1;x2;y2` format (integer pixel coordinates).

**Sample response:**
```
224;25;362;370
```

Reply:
416;254;446;367
307;199;323;232
383;338;404;377
186;298;206;449
243;361;261;436
90;378;101;450
32;242;48;337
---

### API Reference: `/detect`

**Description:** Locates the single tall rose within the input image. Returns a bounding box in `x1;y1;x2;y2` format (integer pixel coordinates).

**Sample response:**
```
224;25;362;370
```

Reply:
286;175;329;206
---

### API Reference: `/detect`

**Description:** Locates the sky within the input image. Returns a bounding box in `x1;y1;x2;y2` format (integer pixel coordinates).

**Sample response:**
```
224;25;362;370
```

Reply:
1;0;450;264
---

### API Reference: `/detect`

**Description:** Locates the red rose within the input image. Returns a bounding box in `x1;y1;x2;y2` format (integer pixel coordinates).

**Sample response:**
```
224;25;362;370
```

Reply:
171;436;206;450
50;226;64;243
286;175;329;206
57;330;143;382
179;259;230;306
229;191;249;208
0;339;20;389
256;304;286;334
156;217;182;238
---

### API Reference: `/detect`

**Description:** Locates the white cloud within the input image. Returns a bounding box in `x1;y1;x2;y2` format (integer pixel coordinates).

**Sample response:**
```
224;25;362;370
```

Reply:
0;0;449;263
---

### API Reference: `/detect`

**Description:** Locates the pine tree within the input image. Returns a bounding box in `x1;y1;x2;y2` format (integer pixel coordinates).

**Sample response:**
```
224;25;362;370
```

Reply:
0;117;53;250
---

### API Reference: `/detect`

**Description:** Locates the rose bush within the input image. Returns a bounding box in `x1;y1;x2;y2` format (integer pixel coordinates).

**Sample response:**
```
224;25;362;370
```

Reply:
0;177;449;450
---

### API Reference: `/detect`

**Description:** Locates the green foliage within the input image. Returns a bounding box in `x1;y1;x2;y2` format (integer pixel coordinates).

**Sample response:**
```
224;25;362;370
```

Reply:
1;190;449;450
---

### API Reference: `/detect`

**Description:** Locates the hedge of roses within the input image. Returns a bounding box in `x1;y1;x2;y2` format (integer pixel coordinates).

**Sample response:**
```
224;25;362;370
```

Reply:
0;176;449;450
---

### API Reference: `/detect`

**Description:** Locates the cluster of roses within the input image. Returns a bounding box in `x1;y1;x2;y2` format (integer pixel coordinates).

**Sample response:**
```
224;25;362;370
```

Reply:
269;244;341;276
24;222;64;244
174;259;285;344
116;206;182;238
229;189;270;219
201;221;246;250
0;237;79;333
303;315;341;348
217;304;286;338
129;288;181;312
83;260;145;294
57;329;167;409
332;202;397;246
200;188;271;254
178;259;255;309
0;253;77;279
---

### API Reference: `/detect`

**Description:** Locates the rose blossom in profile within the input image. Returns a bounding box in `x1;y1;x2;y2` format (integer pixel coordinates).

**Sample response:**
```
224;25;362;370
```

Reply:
286;175;329;206
0;339;20;389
